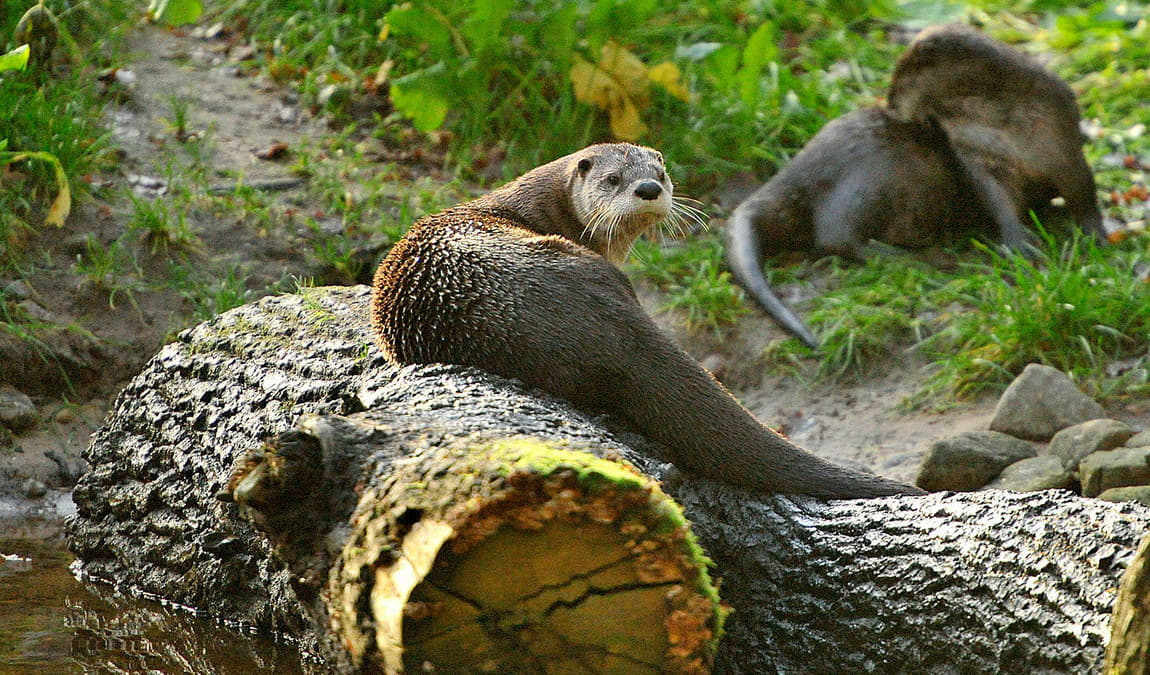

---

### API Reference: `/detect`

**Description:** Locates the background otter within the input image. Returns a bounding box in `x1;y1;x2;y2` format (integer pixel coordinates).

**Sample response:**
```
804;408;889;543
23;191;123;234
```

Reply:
888;23;1106;250
728;24;1105;348
372;143;922;499
727;107;989;348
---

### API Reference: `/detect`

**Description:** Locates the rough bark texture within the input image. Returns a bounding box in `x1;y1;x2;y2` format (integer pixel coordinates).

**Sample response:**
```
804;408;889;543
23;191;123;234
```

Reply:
68;286;1150;673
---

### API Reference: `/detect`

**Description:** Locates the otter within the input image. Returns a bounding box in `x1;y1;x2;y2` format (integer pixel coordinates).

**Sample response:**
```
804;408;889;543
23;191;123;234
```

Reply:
727;107;989;348
371;143;922;499
728;24;1104;348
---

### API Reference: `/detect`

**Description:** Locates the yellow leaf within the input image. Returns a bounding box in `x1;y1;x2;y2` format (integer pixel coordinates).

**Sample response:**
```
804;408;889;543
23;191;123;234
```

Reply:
648;61;691;103
570;57;614;109
2;151;70;227
609;95;648;141
44;170;71;227
570;41;653;141
598;41;649;104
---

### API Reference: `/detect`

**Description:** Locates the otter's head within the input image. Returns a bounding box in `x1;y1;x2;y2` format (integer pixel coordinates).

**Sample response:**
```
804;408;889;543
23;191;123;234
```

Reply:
569;143;673;265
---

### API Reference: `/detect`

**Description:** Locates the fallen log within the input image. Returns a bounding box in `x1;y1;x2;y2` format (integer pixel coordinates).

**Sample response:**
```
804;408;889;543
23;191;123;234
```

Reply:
67;286;1150;672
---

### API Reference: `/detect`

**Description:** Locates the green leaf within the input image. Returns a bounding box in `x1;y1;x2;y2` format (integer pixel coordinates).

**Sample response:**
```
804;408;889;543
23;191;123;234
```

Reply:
148;0;203;27
738;22;777;107
391;64;452;131
0;45;30;73
462;0;514;56
385;4;453;60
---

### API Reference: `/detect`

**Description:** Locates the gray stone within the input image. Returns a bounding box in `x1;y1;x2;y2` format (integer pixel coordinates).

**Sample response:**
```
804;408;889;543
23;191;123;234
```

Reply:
1096;486;1150;507
1079;446;1150;498
1049;418;1134;470
2;279;33;301
989;364;1106;441
17;299;55;323
916;431;1037;492
21;478;47;499
1126;429;1150;448
0;386;37;431
982;456;1075;493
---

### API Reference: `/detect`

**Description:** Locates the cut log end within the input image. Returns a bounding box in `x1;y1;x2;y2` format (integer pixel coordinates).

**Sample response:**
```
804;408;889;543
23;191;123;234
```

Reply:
331;438;722;674
1106;530;1150;674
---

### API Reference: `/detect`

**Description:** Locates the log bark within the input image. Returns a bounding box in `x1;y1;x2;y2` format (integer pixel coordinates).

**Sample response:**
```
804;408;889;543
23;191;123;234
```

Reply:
67;286;1150;673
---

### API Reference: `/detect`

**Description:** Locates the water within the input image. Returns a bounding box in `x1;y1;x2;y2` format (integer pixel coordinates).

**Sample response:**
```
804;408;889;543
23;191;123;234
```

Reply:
1;494;308;674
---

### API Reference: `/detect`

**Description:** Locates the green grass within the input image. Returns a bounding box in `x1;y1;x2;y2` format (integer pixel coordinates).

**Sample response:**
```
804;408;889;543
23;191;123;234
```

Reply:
916;228;1150;404
3;0;1147;406
1;1;129;220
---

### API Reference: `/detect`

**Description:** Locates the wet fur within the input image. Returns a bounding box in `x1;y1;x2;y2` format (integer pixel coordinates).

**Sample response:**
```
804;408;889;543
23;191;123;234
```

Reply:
728;24;1104;348
372;143;922;499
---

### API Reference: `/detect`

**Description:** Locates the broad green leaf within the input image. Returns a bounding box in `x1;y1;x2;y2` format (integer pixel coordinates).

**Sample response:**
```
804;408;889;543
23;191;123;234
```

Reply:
391;64;452;131
0;45;30;72
739;22;777;107
148;0;203;27
385;4;453;60
463;0;513;55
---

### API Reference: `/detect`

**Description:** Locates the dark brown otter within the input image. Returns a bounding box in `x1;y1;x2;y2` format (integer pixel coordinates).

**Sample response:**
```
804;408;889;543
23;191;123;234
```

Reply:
727;107;988;348
889;23;1105;250
728;24;1104;348
372;143;923;499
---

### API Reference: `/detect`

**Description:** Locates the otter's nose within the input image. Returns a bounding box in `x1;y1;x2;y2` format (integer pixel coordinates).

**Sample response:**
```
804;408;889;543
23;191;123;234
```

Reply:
634;181;663;200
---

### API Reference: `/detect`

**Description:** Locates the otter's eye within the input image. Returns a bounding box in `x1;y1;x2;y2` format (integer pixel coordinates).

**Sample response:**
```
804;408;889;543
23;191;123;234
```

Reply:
605;174;621;187
578;158;593;173
657;170;666;182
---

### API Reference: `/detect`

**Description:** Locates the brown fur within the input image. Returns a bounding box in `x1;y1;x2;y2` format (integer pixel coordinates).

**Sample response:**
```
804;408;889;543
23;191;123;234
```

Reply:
889;23;1104;248
727;24;1104;348
372;143;923;499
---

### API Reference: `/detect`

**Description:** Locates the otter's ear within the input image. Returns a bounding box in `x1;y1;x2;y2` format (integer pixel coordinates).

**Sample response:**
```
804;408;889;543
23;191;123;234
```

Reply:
577;158;593;174
655;151;664;165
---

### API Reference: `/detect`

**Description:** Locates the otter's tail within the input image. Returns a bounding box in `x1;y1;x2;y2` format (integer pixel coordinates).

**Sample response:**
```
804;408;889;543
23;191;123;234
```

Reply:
726;203;819;350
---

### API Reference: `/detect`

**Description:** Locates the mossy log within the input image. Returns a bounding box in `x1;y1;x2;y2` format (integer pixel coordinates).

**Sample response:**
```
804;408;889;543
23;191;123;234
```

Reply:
224;424;721;673
67;286;1150;673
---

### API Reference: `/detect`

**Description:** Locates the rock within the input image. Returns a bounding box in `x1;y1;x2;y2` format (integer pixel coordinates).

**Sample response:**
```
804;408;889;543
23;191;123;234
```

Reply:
916;431;1037;492
989;364;1106;441
982;456;1075;493
0;386;37;431
1080;447;1150;498
22;478;47;499
2;279;33;301
1127;430;1150;448
1097;486;1150;507
17;299;55;323
1049;419;1134;470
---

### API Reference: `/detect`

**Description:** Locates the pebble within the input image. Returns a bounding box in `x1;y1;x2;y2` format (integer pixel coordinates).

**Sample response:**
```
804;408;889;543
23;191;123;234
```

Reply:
22;478;47;499
0;387;37;431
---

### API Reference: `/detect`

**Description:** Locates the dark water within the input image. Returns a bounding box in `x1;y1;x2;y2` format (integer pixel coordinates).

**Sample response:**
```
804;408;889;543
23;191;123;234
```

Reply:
1;494;307;675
